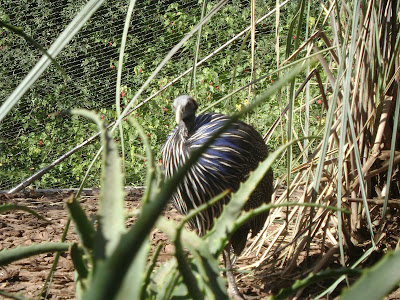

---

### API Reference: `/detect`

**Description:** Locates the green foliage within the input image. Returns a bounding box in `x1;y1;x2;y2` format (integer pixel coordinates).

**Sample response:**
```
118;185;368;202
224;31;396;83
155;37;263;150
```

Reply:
0;0;316;189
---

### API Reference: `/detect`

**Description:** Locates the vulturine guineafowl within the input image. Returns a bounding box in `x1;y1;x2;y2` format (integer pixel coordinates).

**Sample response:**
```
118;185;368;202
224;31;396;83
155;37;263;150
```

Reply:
162;95;273;299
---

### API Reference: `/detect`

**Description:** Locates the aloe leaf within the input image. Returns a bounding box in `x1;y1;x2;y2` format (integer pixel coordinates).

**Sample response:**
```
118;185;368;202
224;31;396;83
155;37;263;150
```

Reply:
0;242;72;266
0;290;29;300
0;203;51;223
159;271;185;300
158;217;227;299
172;222;227;299
70;243;89;279
341;249;400;300
65;194;95;250
115;238;150;300
97;122;125;258
70;243;90;295
173;229;203;300
139;241;163;299
70;109;125;259
191;250;228;299
151;259;181;299
82;168;177;299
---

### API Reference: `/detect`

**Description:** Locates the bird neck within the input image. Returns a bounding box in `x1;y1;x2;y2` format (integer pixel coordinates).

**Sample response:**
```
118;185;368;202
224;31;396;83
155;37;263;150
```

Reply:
180;115;196;134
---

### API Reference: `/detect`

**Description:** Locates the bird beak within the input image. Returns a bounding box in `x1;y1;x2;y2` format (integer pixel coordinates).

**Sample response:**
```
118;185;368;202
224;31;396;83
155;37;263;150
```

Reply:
175;104;183;124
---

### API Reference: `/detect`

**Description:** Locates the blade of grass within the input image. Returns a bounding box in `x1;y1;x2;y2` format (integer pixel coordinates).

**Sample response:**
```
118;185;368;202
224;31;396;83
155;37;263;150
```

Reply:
247;0;256;124
115;0;138;176
0;20;67;79
173;228;204;300
127;117;156;206
38;218;72;299
315;246;376;299
379;86;400;227
189;0;208;99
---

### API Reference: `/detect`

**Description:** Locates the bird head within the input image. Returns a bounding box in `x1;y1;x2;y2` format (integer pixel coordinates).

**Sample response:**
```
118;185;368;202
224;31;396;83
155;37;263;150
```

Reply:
173;95;198;124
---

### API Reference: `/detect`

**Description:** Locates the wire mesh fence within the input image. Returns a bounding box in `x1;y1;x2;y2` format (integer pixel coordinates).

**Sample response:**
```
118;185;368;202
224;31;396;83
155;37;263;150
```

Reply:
1;0;284;190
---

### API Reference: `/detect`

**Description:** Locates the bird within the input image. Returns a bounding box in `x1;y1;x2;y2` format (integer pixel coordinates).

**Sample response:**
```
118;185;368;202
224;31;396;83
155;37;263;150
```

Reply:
161;95;273;299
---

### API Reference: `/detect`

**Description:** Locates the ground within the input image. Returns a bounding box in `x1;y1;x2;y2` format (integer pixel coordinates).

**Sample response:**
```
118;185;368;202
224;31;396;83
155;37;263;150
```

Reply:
0;189;399;299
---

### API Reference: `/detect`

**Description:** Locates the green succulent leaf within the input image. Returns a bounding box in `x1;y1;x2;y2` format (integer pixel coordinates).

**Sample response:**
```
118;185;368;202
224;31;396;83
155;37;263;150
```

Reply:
70;109;126;259
65;194;96;250
0;203;52;223
0;242;72;266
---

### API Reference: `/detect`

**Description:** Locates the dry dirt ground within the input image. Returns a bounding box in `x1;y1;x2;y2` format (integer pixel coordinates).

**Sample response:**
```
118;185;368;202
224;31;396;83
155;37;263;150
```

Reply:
0;189;399;299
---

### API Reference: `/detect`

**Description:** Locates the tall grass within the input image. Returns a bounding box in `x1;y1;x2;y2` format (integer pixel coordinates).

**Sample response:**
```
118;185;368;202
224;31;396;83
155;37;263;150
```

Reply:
241;0;400;298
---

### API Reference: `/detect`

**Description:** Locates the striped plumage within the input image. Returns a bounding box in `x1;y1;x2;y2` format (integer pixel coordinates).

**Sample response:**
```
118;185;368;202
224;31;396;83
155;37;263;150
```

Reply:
162;95;273;256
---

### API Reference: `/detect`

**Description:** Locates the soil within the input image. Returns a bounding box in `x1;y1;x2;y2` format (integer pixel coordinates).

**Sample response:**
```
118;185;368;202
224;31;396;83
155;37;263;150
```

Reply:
0;188;399;300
